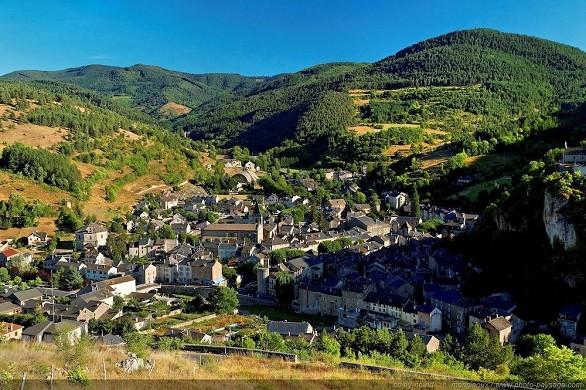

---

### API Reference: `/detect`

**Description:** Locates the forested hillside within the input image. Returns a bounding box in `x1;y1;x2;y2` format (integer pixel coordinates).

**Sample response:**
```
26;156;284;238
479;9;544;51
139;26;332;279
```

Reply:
0;80;232;223
177;29;586;159
7;29;585;163
3;64;266;116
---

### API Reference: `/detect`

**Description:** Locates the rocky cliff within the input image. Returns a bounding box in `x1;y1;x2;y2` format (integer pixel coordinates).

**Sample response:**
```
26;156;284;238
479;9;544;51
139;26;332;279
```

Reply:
543;190;577;250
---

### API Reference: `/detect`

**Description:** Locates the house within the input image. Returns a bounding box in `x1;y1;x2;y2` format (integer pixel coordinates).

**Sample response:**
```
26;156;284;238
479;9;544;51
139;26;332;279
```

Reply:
83;264;118;282
562;147;586;164
159;193;179;210
353;203;372;214
6;288;43;306
406;332;440;354
93;275;136;297
346;215;390;236
430;289;482;334
191;259;224;286
570;337;586;357
335;170;354;181
364;292;418;328
0;248;32;267
481;316;513;345
74;223;109;250
45;301;110;322
265;194;280;205
171;221;191;235
129;264;157;285
0;302;22;315
244;161;256;171
22;320;88;343
299;178;318;191
128;238;154;258
152;239;178;253
385;191;409;210
96;334;126;347
417;304;442;332
43;253;72;271
266;321;316;342
202;223;264;244
559;304;583;340
163;328;213;344
27;232;49;247
326;199;346;212
0;322;23;340
71;290;114;307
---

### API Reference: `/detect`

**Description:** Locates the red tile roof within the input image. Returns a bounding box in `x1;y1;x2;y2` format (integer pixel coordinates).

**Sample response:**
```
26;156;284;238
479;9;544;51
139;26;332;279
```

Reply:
1;248;19;258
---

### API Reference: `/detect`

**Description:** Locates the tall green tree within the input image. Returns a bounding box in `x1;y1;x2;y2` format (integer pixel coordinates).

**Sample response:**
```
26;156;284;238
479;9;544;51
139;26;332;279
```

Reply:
208;287;239;314
274;271;294;306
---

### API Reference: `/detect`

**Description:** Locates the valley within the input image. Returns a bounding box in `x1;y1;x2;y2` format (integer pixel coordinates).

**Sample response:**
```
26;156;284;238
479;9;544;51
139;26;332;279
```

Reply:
0;27;584;386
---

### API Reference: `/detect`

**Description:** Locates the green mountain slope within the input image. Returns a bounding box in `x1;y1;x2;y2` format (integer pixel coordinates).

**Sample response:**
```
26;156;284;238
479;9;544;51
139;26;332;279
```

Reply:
176;29;586;154
4;29;586;159
3;64;266;115
0;79;217;221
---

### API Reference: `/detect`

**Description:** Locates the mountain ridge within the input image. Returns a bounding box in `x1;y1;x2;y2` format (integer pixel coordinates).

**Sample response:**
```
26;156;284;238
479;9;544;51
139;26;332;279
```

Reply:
4;29;586;155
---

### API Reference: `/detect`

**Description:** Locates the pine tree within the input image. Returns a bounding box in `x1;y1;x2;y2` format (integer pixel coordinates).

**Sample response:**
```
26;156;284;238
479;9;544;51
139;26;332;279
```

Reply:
412;184;421;218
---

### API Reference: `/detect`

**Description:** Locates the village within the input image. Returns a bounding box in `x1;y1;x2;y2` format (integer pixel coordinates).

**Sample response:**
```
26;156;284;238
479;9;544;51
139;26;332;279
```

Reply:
0;156;584;361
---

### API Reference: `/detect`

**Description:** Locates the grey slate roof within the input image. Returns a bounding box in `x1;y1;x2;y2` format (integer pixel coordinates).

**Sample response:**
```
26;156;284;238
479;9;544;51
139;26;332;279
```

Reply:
266;321;312;336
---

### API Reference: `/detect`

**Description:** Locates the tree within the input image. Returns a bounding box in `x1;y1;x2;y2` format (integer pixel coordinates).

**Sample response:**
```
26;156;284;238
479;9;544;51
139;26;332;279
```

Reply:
409;335;427;358
315;331;341;357
106;233;128;263
158;224;176;239
112;296;125;310
58;207;83;232
254;330;285;352
411;184;421;218
30;304;48;325
208;287;238;314
232;335;256;349
53;268;84;291
274;271;294;306
516;334;556;358
0;268;10;283
463;323;513;370
390;330;409;359
222;265;237;284
513;344;586;383
464;323;490;370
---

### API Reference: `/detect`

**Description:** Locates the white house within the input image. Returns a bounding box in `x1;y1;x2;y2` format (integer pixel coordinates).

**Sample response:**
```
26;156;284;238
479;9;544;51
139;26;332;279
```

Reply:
27;232;49;247
385;191;409;210
93;275;136;297
244;161;257;171
83;264;118;282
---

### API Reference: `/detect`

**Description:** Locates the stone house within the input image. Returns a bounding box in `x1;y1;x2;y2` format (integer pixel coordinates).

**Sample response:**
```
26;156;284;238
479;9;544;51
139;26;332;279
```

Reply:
75;223;109;250
0;322;23;340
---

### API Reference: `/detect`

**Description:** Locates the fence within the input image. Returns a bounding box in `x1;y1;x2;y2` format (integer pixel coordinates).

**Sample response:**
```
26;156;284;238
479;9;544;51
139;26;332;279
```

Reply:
183;344;298;362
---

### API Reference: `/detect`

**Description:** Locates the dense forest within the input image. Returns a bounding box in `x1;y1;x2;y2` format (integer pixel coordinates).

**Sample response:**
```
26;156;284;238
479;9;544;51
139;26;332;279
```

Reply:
0;143;82;192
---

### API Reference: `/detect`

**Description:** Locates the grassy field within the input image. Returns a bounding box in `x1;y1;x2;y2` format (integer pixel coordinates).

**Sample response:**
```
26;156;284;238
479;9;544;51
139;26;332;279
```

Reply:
466;153;523;176
242;305;335;327
0;101;184;227
0;341;485;388
451;176;512;202
159;101;192;117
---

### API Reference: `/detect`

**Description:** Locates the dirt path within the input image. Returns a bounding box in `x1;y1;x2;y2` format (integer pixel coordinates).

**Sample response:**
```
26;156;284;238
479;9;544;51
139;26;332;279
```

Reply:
137;184;168;195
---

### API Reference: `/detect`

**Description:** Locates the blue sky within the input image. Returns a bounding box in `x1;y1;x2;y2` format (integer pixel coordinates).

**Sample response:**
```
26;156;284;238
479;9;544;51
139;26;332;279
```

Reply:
1;0;585;76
